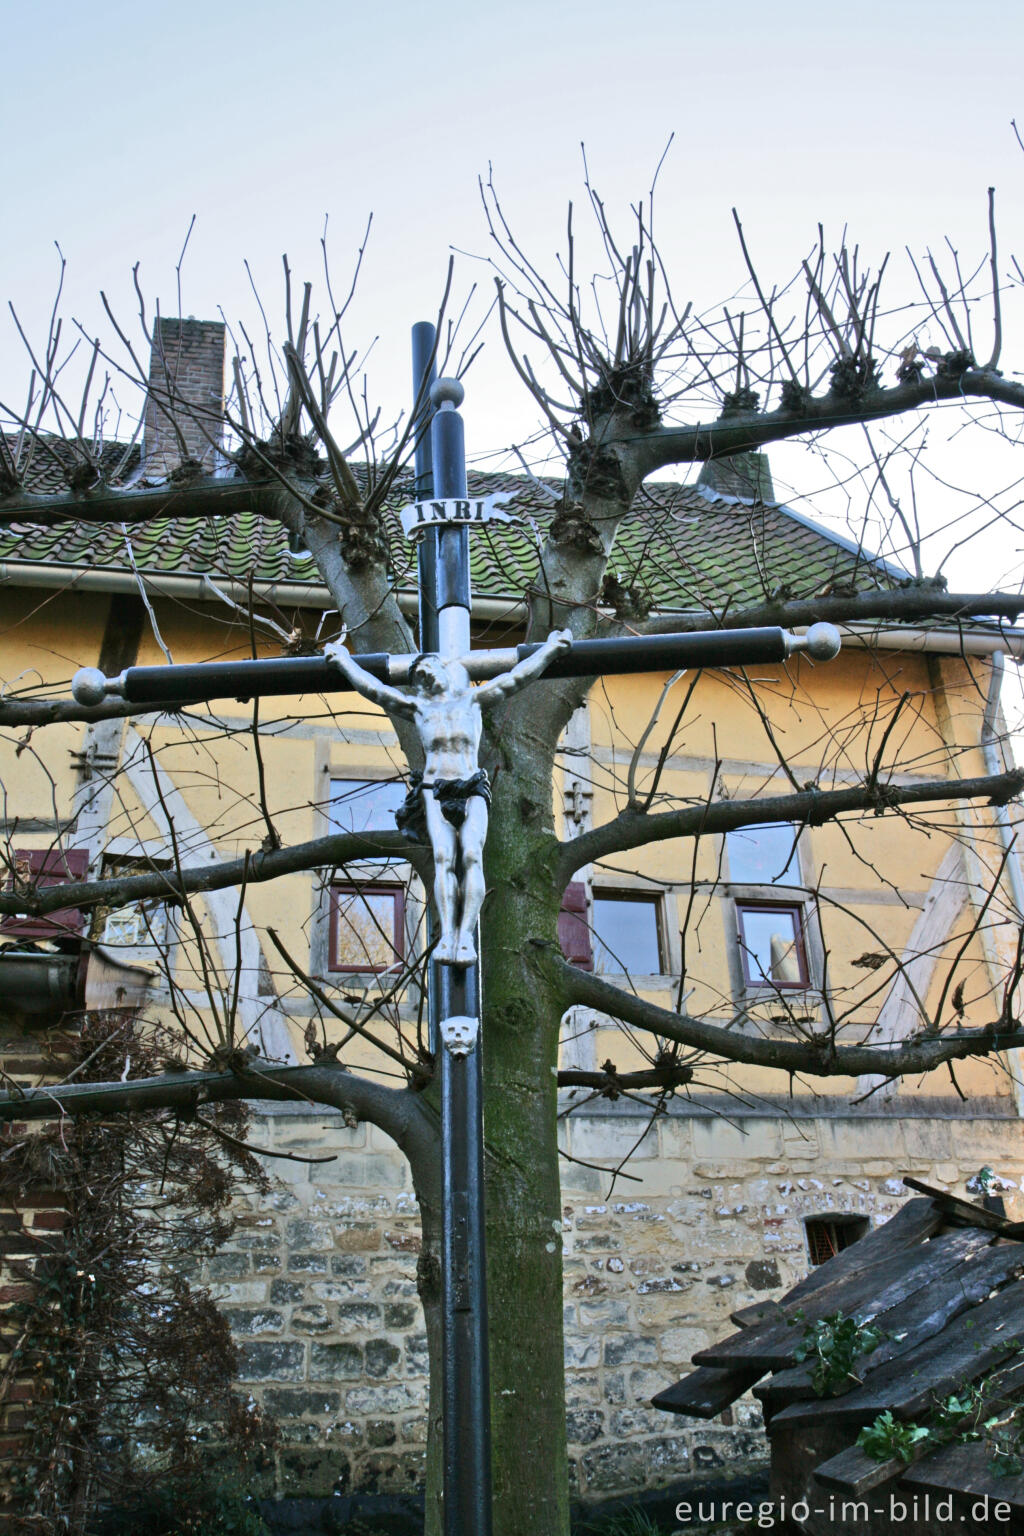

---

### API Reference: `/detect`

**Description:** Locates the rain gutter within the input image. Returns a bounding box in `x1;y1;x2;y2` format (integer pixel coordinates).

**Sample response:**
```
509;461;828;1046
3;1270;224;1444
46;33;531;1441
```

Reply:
4;560;1024;658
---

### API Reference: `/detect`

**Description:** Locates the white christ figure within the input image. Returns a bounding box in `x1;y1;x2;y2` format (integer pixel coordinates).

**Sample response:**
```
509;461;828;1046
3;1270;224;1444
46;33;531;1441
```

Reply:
324;630;573;966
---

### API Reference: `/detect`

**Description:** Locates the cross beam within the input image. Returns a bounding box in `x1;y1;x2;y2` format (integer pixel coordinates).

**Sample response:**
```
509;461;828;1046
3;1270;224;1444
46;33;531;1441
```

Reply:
70;624;841;708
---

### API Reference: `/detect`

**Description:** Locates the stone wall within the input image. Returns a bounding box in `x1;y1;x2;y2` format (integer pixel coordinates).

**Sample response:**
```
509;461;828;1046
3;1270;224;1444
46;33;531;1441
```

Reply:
202;1102;1024;1503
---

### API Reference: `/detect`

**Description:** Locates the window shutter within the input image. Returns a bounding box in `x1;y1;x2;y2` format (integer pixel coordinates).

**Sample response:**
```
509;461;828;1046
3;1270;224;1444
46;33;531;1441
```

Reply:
558;881;593;970
1;849;89;940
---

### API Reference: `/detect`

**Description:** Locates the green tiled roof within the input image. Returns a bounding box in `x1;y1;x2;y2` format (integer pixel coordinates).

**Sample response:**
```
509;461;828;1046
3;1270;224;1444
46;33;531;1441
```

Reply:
0;456;900;612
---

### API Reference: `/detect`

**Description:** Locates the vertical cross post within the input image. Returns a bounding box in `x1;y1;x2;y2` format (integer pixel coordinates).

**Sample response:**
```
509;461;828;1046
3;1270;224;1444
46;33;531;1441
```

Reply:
411;325;440;1062
413;342;493;1536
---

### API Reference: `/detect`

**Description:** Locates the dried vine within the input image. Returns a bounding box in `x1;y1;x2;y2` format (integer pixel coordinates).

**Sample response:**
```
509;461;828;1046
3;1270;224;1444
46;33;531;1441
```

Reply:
0;1013;276;1534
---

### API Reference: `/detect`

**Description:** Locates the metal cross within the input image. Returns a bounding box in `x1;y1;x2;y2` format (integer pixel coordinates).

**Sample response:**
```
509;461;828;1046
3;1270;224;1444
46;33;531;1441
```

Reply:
70;326;841;1536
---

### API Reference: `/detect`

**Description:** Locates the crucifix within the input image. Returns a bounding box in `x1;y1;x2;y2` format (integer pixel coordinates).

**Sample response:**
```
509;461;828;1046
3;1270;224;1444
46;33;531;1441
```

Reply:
323;629;572;966
70;329;841;1536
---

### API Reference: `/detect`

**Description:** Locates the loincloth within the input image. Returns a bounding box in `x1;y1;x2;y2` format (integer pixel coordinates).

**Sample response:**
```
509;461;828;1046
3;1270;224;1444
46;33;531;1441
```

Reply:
395;769;491;843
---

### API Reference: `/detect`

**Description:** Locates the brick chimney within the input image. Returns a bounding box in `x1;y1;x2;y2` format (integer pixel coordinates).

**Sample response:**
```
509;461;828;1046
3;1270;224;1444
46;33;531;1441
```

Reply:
143;317;226;477
697;450;774;503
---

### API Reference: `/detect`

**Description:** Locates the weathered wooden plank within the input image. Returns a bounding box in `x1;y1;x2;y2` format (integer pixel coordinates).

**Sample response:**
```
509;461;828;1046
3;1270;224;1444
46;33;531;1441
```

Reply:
903;1177;1024;1239
729;1299;784;1329
709;1200;943;1357
900;1440;1024;1512
756;1240;1024;1412
651;1362;766;1418
813;1437;929;1498
771;1276;1024;1428
809;1363;1024;1502
693;1225;989;1371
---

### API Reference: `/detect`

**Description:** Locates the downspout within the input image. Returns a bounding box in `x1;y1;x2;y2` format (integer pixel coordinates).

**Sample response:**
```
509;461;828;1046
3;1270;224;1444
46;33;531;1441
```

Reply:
981;652;1024;1115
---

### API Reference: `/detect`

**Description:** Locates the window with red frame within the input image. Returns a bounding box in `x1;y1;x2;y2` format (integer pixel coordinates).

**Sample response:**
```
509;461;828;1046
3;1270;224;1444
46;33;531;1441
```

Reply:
735;901;808;988
1;848;89;941
592;891;664;976
328;882;405;973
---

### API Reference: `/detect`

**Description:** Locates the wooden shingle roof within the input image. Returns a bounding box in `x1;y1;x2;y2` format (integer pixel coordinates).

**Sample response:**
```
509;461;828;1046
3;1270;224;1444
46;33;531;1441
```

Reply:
654;1183;1024;1527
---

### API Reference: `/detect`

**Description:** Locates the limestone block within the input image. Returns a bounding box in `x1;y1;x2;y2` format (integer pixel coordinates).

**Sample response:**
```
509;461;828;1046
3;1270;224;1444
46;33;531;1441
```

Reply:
334;1301;382;1333
570;1116;659;1162
566;1407;605;1445
288;1252;329;1274
309;1342;363;1380
236;1340;306;1382
645;1435;691;1481
292;1304;331;1334
262;1387;342;1418
335;1225;382;1253
604;1335;659;1367
211;1281;270;1305
277;1448;350;1498
899;1118;954;1161
344;1383;423;1415
559;1164;605;1194
269;1279;305;1304
580;1441;648;1494
658;1117;693;1161
658;1327;710;1365
221;1307;284;1336
365;1340;401;1378
692;1118;782;1162
579;1300;631;1328
564;1335;600;1369
316;1153;408;1187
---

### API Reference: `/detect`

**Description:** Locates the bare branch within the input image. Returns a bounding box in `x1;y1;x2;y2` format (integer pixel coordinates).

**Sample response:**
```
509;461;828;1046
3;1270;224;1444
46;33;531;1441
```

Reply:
0;829;424;920
558;767;1024;888
551;954;1024;1079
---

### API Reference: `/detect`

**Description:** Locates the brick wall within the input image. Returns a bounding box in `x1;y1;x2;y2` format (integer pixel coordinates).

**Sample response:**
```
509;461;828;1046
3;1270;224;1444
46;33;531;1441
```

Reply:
203;1103;1024;1504
0;1032;68;1523
143;317;226;476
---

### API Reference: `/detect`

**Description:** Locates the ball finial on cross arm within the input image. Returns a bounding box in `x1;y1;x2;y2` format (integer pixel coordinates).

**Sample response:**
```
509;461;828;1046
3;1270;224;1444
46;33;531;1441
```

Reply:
430;377;465;410
804;623;842;661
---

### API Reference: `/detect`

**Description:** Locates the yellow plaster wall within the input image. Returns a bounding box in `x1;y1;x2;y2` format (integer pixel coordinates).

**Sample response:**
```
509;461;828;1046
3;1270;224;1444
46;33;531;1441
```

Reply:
1;591;1019;1108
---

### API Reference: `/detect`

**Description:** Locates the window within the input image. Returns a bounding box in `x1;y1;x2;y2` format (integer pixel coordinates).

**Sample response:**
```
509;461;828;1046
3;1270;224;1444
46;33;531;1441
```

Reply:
726;822;801;885
592;892;663;976
329;882;405;973
736;902;808;988
99;902;168;965
726;823;811;992
328;779;405;836
322;782;409;977
805;1215;870;1266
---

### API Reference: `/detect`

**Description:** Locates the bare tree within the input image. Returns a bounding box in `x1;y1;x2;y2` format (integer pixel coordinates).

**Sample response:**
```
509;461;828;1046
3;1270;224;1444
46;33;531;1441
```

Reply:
3;180;1024;1536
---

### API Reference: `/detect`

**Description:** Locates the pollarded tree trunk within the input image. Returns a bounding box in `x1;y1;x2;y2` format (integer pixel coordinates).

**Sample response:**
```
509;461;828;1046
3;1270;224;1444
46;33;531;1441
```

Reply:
407;697;573;1536
478;713;573;1536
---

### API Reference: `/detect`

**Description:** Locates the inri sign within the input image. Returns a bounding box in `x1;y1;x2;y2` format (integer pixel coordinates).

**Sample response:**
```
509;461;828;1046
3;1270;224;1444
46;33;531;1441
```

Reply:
399;494;518;538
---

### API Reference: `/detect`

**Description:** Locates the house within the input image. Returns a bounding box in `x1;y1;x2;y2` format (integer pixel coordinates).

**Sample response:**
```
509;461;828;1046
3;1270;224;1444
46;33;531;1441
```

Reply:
1;319;1023;1503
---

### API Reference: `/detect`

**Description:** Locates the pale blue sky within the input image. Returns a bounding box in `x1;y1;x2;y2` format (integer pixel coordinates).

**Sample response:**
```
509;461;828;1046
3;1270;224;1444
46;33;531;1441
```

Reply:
3;0;1023;549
